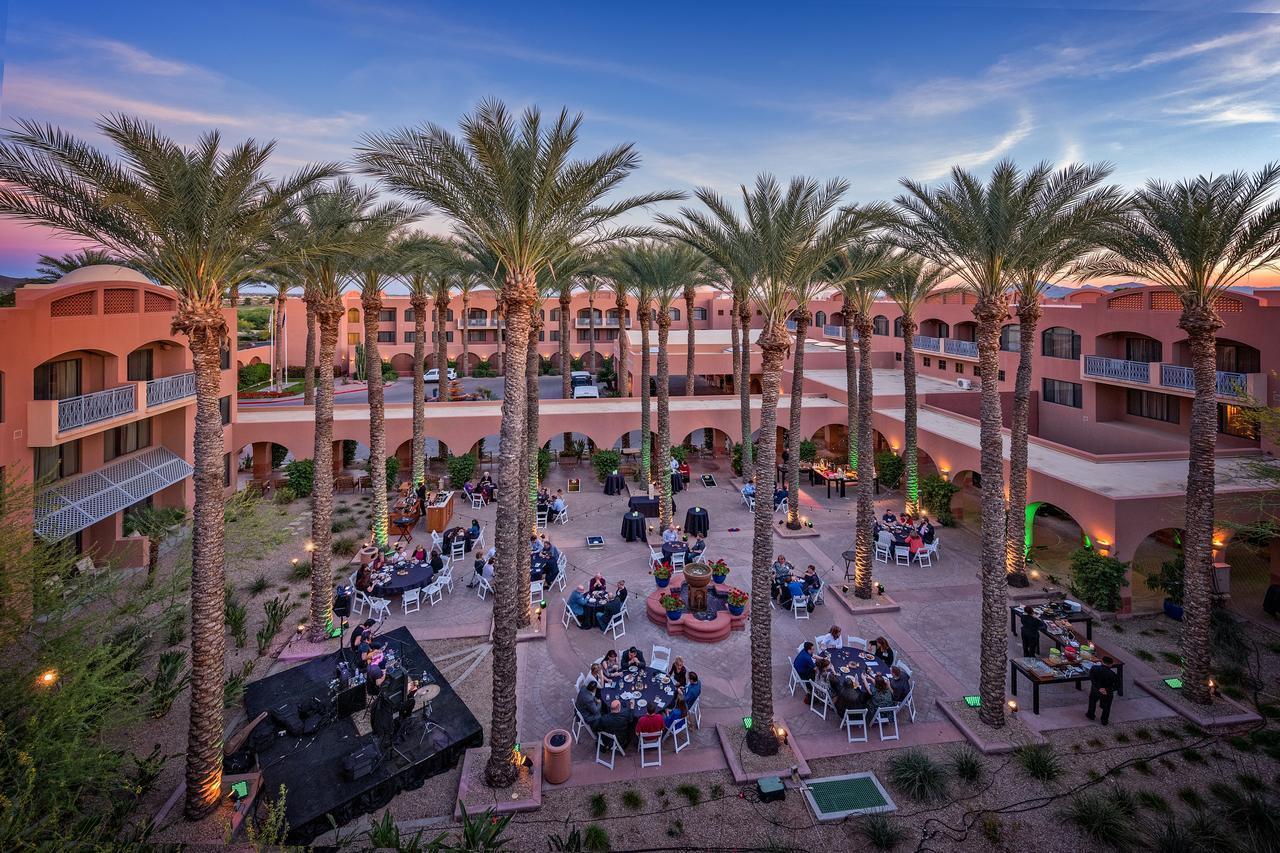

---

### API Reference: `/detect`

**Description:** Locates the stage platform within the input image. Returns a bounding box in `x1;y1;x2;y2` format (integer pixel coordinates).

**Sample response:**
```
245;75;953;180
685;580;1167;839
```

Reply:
244;627;483;842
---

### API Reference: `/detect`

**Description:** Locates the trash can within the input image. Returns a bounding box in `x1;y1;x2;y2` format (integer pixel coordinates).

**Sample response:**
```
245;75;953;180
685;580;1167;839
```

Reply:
543;729;572;785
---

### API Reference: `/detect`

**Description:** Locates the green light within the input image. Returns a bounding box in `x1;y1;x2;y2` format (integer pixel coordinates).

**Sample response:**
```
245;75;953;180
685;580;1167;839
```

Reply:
1083;533;1093;550
1164;678;1183;690
230;780;249;799
1024;502;1041;558
963;695;981;708
513;742;521;753
742;716;753;731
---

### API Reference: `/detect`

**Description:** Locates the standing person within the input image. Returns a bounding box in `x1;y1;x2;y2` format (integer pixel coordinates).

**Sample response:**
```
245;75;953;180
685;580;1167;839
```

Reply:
1086;656;1121;725
1019;607;1044;658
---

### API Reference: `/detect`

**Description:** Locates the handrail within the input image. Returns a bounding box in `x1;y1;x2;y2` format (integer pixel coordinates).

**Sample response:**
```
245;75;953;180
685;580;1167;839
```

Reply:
913;335;941;352
146;371;196;407
57;385;136;432
1083;355;1151;384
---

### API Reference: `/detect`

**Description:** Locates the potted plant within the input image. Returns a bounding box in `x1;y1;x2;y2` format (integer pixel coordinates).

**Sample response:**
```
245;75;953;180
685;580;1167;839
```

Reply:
661;593;684;621
1145;553;1185;621
707;558;730;584
726;587;748;616
653;562;672;588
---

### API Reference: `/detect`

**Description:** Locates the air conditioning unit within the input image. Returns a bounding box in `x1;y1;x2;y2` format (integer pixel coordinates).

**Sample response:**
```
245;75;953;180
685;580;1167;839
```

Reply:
956;378;974;390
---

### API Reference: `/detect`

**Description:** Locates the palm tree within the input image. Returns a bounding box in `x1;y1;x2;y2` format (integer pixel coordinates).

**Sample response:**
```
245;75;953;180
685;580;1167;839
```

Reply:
664;175;862;756
32;248;128;281
613;281;630;395
125;504;188;587
580;275;605;372
825;242;899;600
0;114;338;819
896;159;1056;727
455;275;480;377
882;256;948;515
358;99;680;787
612;241;708;526
1077;165;1280;704
428;265;456;402
262;277;295;389
682;271;700;396
397;235;455;485
1003;164;1125;587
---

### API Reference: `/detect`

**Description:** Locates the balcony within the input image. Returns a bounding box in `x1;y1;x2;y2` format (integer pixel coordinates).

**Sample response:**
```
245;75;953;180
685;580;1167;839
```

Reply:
1158;364;1261;401
943;339;979;359
1083;355;1152;384
459;317;503;329
913;334;942;352
146;371;197;407
823;324;844;339
575;316;628;329
58;385;138;432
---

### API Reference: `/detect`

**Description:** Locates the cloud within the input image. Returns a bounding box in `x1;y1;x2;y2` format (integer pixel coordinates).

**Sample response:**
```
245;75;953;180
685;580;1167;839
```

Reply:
1164;94;1280;125
5;76;248;127
916;108;1035;180
73;37;215;79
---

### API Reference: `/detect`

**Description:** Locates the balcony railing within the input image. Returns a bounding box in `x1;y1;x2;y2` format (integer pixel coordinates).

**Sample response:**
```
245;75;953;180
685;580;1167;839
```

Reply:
1083;355;1151;384
462;317;503;328
146;371;197;407
943;339;979;358
1159;364;1250;399
57;385;137;433
575;316;628;328
823;324;843;339
913;334;941;352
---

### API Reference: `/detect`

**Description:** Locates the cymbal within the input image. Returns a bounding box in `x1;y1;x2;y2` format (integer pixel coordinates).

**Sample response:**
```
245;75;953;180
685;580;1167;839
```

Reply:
416;683;442;702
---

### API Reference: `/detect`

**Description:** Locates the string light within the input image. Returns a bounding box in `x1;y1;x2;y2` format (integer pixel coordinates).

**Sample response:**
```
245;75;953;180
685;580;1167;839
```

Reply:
37;669;58;688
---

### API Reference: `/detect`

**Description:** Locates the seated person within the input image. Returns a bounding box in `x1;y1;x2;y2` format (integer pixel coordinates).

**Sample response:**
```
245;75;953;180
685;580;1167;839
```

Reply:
770;554;795;600
816;625;843;651
876;527;895;551
868;675;896;711
428;548;444;576
662;524;679;545
635;706;666;738
575;680;603;728
587;573;608;594
467;517;482;543
588;662;604;685
462;479;475;496
529;535;541;554
598;699;637;750
689;535;707;557
411;544;428;561
567;585;589;621
663;697;688;730
773;484;788;509
681;672;701;709
741;479;756;498
801;565;822;595
917;517;935;545
349;618;377;649
873;520;884;539
369;551;386;573
391;543;409;563
833;674;870;716
365;662;387;697
871;636;895;667
355;565;375;594
781;574;806;608
882;510;898;524
594;582;628;631
668;655;689;687
906;531;924;556
469;557;495;589
888;666;911;703
793;642;817;684
622;646;646;669
600;649;622;678
549;492;567;521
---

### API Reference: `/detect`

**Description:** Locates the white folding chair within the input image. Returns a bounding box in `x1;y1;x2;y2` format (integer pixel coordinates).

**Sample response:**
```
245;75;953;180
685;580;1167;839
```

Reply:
787;663;812;697
874;705;900;741
604;612;626;640
650;645;672;673
451;538;466;560
595;731;623;769
896;660;913;677
470;492;486;509
893;546;910;566
810;680;833;720
550;564;568;592
687;697;702;730
536;511;549;530
431;530;444;549
438;564;455;594
671;551;685;569
847;635;869;651
402;587;422;614
639;731;663;768
748;496;756;512
530;580;545;608
810;584;825;606
791;595;810;620
424;580;444;606
572;707;591;743
903;686;918;723
476;576;493;601
574;672;587;691
649;544;664;564
562;598;583;629
775;498;787;515
352;590;371;618
666;717;690;753
557;504;570;525
874;542;890;563
368;596;392;623
915;549;932;568
841;708;870;743
472;528;486;554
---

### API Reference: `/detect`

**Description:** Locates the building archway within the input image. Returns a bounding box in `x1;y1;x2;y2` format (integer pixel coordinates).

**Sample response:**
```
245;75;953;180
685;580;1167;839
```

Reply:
1023;501;1088;584
389;352;415;375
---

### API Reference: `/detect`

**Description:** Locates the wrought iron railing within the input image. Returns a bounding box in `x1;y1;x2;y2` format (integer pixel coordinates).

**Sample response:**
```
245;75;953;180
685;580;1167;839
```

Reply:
146;371;197;407
1159;363;1249;398
823;324;843;338
57;385;136;432
943;339;979;358
913;335;941;352
1083;355;1151;384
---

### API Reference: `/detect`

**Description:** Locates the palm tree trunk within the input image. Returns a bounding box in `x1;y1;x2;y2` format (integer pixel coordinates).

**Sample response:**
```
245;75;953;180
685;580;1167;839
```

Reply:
615;291;629;396
363;292;388;547
730;292;741;398
737;293;753;472
785;311;809;529
1004;306;1039;586
902;315;921;516
685;287;697;396
854;314;876;599
587;293;597;369
559;293;572;400
304;297;317;405
274;295;286;389
436;294;450;402
460;294;470;378
519;314;540;629
484;275;536;789
657;313;673;528
308;301;341;643
182;319;229;820
974;298;1009;727
746;324;788;757
411;296;428;485
640;308;652;483
1179;306;1222;705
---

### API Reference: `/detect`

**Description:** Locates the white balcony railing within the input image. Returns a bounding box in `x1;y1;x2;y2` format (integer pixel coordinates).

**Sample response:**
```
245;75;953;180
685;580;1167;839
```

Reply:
823;324;843;339
146;371;197;407
1083;355;1151;384
57;385;137;432
575;316;627;328
1159;364;1250;399
913;334;942;352
943;339;979;358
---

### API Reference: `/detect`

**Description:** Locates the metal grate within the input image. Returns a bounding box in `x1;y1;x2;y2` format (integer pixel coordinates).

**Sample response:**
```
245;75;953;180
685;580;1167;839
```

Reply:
1151;291;1180;311
143;290;175;312
103;288;138;314
802;773;896;822
34;446;192;540
50;291;96;317
1107;292;1144;310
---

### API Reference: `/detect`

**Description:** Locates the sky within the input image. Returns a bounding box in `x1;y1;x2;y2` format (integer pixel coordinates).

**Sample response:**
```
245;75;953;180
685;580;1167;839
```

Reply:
3;0;1280;282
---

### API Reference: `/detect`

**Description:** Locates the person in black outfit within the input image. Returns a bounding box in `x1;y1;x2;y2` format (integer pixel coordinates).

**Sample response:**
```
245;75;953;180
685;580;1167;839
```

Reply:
597;699;636;749
1019;608;1044;658
1086;656;1121;725
415;481;427;509
349;619;377;649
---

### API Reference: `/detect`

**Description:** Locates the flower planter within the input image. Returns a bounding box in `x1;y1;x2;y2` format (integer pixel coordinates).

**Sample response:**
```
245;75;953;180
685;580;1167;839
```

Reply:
1163;599;1184;621
655;576;670;589
712;573;727;584
727;604;745;617
666;609;683;621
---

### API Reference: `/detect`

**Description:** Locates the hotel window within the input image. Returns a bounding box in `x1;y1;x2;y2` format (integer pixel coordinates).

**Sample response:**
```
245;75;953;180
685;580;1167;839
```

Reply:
938;360;947;371
105;417;152;461
348;332;360;345
1127;389;1179;424
549;330;559;342
999;325;1021;352
955;362;964;374
220;345;231;370
669;308;682;321
219;395;231;426
403;332;419;343
127;349;154;381
692;307;707;321
33;358;82;401
1125;337;1162;363
404;308;415;322
379;309;395;323
873;315;889;336
893;317;905;338
1219;403;1260;439
813;311;826;327
894;352;902;362
224;453;232;488
1040;327;1081;360
34;439;81;481
922;357;931;367
377;331;395;343
998;370;1005;382
1042;378;1082;408
347;308;360;324
468;330;488;343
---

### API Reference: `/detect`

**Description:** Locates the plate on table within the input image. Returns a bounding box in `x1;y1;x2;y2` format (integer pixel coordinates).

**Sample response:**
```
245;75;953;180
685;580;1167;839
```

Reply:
659;675;670;684
628;666;638;672
860;652;875;661
636;699;648;708
396;570;408;576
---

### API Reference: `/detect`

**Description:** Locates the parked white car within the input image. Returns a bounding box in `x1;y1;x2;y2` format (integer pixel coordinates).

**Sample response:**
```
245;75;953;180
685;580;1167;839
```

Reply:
572;385;601;399
424;367;458;382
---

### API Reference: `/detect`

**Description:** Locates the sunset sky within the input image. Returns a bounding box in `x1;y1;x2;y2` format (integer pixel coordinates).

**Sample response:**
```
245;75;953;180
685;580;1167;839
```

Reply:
3;0;1280;283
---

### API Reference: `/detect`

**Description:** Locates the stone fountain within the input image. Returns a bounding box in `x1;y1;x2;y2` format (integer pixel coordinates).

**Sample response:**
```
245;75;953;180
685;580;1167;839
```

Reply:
646;561;748;643
683;562;712;613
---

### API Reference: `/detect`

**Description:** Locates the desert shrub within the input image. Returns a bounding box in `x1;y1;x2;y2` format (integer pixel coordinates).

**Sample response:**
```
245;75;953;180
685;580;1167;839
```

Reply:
147;650;189;718
537;447;552;482
1068;547;1129;611
858;814;907;851
591;450;622;482
257;595;298;656
887;748;949;802
225;598;248;648
273;486;295;505
471;357;496;378
284;458;315;497
731;439;754;477
798;438;818;463
1015;743;1062;782
223;487;258;522
949;744;984;783
588;793;607;817
332;536;358;558
223;660;256;709
1062;788;1139;849
447;453;478;487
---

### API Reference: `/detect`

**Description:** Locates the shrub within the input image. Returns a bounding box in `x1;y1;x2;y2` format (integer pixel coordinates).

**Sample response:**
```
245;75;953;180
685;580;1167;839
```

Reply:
1062;789;1139;849
471;357;496;378
588;793;607;818
949;745;984;783
147;650;190;718
284;459;315;497
223;487;258;523
887;748;949;802
343;439;357;468
1145;551;1185;605
447;453;478;487
920;473;959;526
380;359;398;383
257;594;298;656
858;814;907;851
583;824;610;853
383;455;400;492
332;536;358;557
290;558;311;581
874;450;904;490
1135;789;1170;812
591;449;622;482
248;573;269;596
731;439;753;477
621;789;644;810
237;361;271;389
1068;547;1129;611
1015;743;1062;782
537;447;552;483
670;444;690;463
225;599;248;648
674;783;701;805
798;438;818;463
273;486;295;505
223;660;256;709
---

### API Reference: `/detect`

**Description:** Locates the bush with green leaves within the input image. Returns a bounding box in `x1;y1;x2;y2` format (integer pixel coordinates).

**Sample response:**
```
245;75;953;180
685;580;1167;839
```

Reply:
919;473;959;525
332;536;358;558
1068;547;1129;611
222;487;258;523
225;597;248;648
874;449;904;490
670;444;690;463
257;594;298;656
383;455;400;491
380;359;398;383
798;438;818;463
448;452;478;487
858;814;907;851
537;447;552;483
237;361;271;389
887;748;949;802
949;745;984;783
731;439;754;477
471;357;496;378
1062;788;1139;849
1015;743;1063;782
147;650;190;718
272;486;295;505
223;660;256;709
284;458;315;497
591;449;622;482
343;439;357;468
